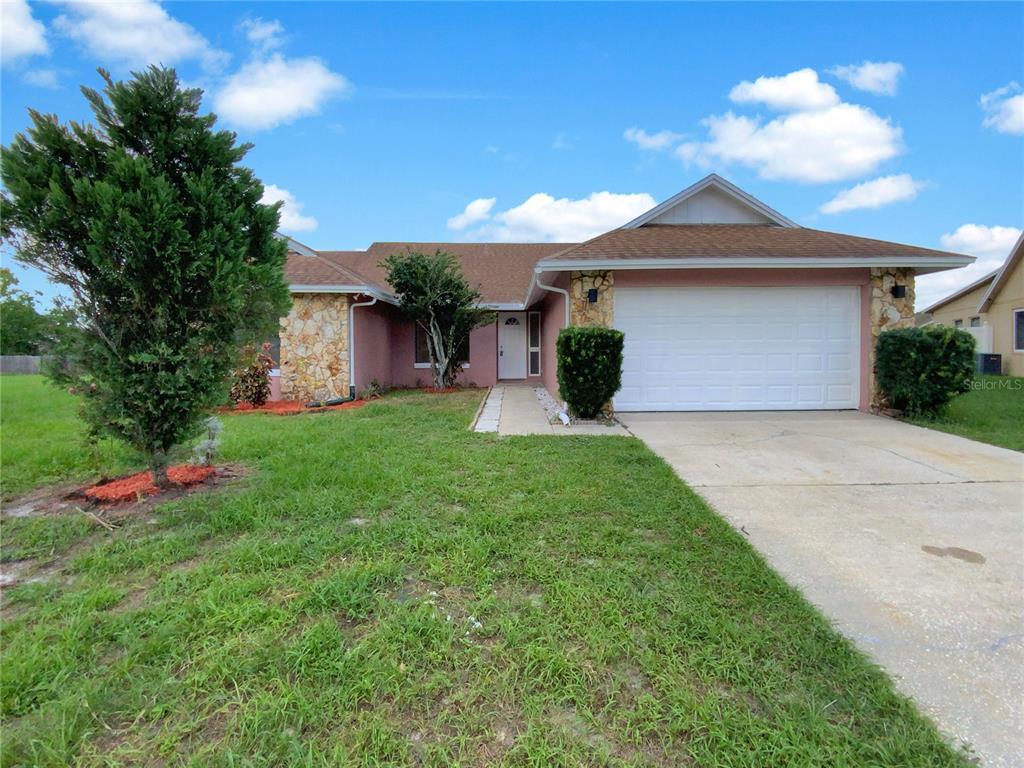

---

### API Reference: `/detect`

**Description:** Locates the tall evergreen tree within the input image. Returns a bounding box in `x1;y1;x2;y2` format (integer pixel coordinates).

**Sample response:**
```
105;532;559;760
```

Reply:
1;67;291;485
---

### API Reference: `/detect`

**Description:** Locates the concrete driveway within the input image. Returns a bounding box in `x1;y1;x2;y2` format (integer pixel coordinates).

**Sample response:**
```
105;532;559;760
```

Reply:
621;411;1024;767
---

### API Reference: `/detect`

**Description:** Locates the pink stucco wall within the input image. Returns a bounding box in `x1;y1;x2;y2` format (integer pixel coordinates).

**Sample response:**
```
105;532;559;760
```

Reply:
614;268;873;410
387;315;498;389
352;300;393;393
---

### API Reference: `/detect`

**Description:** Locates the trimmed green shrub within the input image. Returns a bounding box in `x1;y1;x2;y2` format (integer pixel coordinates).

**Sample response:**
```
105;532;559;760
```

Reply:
556;326;625;419
875;325;975;416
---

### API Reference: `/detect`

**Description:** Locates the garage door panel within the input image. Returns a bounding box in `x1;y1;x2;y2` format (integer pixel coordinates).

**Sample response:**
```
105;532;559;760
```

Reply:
614;286;860;411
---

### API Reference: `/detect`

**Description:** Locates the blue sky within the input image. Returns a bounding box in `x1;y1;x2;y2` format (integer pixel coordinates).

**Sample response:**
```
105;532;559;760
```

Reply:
2;1;1022;309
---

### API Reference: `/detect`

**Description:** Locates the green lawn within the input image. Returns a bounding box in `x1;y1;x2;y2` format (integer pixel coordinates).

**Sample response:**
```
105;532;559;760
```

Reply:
907;375;1024;452
0;376;139;499
0;377;969;766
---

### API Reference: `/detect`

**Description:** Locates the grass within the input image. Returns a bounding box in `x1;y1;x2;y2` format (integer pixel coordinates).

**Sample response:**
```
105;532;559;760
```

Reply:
0;376;139;499
0;376;971;766
906;375;1024;452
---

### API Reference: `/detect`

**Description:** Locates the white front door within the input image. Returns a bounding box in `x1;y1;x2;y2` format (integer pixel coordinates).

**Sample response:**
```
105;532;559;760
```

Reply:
498;312;528;379
614;286;860;411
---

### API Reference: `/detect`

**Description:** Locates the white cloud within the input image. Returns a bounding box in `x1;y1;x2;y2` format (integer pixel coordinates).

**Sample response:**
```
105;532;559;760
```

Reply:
729;68;839;111
918;224;1023;310
451;191;656;242
240;17;284;52
624;127;684;151
213;54;350;131
829;61;904;96
23;68;59;89
631;69;905;184
261;184;317;233
819;174;925;214
980;82;1024;135
677;102;903;183
54;0;225;69
939;224;1022;260
1;0;48;64
447;198;496;231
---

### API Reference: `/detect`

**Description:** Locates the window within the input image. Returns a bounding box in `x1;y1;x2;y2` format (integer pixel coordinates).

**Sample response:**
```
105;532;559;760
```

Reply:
1015;309;1024;352
415;325;469;366
970;317;981;328
954;319;963;328
528;311;541;376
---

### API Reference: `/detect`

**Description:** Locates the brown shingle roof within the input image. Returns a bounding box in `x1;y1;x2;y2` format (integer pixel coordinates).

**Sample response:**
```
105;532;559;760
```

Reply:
538;224;969;263
317;242;574;304
284;250;370;287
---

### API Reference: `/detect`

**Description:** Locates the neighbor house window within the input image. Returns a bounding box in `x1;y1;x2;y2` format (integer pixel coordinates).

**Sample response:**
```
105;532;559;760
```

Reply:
528;311;541;376
415;325;469;366
1015;309;1024;352
970;317;981;328
953;319;963;328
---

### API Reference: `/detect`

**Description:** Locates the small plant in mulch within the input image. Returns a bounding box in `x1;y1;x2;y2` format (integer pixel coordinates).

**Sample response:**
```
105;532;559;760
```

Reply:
358;379;390;400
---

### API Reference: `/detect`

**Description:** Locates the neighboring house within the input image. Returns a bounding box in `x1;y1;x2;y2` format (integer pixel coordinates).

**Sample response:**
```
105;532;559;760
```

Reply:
279;174;972;411
921;233;1024;376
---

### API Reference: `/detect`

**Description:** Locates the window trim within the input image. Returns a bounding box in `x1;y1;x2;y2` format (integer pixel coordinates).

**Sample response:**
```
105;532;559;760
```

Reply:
414;324;469;367
528;311;542;376
969;316;981;328
1014;309;1024;353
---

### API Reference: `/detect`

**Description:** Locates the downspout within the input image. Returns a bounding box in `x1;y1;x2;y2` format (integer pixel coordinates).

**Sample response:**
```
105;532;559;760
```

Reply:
534;271;571;416
302;294;377;407
348;295;378;397
535;271;570;327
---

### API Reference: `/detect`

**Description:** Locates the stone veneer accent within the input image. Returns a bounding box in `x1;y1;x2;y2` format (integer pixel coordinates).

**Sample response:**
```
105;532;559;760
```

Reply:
279;294;350;402
868;267;916;407
569;271;615;327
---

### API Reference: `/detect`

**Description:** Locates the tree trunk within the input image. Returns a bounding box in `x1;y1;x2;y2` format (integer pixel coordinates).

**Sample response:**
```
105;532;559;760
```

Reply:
427;316;450;390
151;448;170;488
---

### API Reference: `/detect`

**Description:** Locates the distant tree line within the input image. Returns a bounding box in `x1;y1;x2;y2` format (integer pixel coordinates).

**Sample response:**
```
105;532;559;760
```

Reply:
0;267;78;356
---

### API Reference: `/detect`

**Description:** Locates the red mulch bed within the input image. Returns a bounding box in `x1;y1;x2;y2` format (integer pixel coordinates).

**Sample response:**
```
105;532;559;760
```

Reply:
219;399;368;416
84;465;216;503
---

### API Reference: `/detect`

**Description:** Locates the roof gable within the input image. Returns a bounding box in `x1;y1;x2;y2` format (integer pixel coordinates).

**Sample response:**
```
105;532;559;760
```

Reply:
921;270;997;315
623;174;798;229
977;232;1023;313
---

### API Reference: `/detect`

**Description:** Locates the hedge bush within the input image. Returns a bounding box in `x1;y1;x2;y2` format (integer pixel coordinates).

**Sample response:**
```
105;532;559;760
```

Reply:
875;325;975;416
556;326;625;419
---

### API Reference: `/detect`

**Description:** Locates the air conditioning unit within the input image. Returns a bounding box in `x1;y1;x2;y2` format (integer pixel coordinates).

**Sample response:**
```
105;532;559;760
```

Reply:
975;353;1002;375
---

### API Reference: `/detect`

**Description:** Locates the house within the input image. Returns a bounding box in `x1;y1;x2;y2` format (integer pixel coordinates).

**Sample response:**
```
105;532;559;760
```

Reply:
279;174;972;411
920;232;1024;375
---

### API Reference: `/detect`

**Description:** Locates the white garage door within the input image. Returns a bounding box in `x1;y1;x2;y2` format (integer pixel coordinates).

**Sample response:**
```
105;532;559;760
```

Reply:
614;286;860;411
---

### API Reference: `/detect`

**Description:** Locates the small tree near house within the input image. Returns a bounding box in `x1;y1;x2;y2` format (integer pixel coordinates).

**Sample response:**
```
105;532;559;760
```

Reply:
0;67;291;486
382;250;494;389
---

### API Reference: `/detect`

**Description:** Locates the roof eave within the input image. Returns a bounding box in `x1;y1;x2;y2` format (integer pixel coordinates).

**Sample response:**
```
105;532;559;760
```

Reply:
920;270;998;315
289;284;399;305
534;256;974;272
977;232;1024;313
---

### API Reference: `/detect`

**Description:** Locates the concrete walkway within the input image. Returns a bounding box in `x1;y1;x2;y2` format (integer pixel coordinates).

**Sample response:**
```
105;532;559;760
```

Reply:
622;410;1024;767
474;384;627;436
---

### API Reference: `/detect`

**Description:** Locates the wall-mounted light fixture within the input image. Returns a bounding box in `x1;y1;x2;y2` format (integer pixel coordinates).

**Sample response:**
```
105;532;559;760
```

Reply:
891;284;907;299
587;288;599;303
